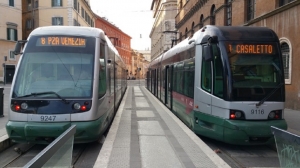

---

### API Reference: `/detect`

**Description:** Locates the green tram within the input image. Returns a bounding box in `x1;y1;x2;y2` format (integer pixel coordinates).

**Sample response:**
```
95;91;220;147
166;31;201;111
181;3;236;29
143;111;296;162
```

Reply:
147;25;287;145
6;26;127;144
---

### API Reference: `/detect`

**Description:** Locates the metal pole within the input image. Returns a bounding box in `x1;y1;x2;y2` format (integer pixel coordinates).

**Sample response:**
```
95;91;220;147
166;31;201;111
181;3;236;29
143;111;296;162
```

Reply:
4;63;5;86
0;87;4;117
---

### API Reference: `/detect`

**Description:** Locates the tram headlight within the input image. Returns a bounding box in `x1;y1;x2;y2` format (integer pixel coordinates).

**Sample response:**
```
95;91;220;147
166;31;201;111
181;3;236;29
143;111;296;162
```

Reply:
21;102;28;110
268;112;275;118
73;103;81;110
235;111;242;118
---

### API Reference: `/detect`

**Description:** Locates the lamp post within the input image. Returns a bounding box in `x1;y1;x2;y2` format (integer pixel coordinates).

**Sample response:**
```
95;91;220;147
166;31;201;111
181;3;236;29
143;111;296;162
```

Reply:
3;56;7;85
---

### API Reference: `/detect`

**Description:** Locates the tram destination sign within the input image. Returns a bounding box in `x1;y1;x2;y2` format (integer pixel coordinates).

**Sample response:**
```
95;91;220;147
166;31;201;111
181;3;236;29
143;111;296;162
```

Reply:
227;43;275;55
36;36;86;47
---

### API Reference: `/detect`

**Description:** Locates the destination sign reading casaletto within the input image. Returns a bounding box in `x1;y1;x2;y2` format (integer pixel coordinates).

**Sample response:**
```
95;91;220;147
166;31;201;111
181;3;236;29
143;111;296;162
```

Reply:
228;44;274;54
37;36;86;47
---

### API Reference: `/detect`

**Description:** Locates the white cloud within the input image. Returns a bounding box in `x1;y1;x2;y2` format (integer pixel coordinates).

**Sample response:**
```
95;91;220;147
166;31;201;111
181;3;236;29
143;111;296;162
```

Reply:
90;0;154;50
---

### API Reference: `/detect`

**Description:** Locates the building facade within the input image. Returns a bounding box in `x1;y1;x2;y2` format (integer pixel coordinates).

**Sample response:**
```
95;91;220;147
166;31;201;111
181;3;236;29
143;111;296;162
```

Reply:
22;0;95;39
94;15;132;76
0;0;22;83
131;50;148;79
169;0;300;110
150;0;178;60
137;50;151;79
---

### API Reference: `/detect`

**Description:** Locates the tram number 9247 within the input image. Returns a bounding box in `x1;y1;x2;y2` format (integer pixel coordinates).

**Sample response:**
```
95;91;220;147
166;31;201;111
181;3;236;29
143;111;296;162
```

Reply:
40;115;56;121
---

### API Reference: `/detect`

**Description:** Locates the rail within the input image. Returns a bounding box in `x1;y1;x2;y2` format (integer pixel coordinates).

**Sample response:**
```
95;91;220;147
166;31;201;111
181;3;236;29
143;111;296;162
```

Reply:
271;126;300;167
23;125;76;168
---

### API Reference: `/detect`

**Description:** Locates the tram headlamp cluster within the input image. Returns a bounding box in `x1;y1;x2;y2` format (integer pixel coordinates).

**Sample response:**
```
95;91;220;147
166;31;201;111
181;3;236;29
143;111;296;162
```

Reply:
268;110;282;120
73;101;89;112
229;110;244;120
11;102;27;112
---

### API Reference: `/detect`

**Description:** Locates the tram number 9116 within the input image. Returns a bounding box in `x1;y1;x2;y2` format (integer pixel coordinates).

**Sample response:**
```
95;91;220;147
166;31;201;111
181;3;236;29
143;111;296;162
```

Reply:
251;109;264;115
40;115;56;121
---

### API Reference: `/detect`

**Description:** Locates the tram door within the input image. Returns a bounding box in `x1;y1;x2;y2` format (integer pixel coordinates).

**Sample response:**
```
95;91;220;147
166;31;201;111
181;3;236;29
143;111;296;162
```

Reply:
166;65;173;110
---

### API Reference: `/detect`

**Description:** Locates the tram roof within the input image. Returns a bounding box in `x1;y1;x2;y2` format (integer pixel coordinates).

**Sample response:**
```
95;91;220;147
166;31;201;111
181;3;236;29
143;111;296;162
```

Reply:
192;25;278;42
29;26;106;39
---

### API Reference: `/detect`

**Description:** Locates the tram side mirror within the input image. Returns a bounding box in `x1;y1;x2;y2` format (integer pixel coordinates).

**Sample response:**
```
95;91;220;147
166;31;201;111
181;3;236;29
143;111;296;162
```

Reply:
203;45;213;62
13;40;27;55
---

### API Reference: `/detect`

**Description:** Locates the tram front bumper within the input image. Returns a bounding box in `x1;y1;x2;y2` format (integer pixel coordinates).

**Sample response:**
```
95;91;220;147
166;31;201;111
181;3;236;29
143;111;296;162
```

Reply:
223;119;288;145
6;115;107;144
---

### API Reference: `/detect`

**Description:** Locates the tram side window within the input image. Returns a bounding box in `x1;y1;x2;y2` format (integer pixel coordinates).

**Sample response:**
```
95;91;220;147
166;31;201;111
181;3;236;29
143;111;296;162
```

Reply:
98;43;106;98
183;60;195;98
201;46;212;92
212;44;224;98
162;69;165;89
174;63;184;94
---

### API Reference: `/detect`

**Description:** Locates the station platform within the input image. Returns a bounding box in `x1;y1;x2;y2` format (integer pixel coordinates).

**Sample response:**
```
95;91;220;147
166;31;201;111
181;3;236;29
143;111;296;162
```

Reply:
93;85;230;168
2;82;300;167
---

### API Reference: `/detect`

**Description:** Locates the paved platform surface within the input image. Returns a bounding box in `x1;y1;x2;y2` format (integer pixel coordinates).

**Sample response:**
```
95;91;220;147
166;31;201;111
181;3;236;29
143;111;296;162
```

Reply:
93;86;230;168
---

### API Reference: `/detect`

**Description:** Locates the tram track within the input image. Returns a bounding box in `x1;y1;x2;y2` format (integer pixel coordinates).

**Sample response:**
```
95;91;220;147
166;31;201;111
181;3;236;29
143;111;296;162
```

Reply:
0;140;104;168
200;135;280;168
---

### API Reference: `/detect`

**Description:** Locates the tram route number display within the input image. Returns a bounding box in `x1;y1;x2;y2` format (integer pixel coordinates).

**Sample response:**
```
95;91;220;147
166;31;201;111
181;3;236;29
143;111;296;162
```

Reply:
36;36;86;47
228;44;275;54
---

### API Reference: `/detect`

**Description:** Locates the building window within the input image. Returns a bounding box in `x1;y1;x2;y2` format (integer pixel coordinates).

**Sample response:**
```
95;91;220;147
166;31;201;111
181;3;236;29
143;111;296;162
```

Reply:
27;0;31;10
280;40;292;84
9;50;16;60
52;17;63;25
34;0;38;8
74;0;78;11
9;0;14;7
185;28;188;39
210;5;216;25
191;22;195;36
81;7;85;18
73;19;80;26
26;19;33;29
52;0;62;7
279;0;295;6
199;14;204;29
246;0;255;21
226;0;232;26
7;28;17;41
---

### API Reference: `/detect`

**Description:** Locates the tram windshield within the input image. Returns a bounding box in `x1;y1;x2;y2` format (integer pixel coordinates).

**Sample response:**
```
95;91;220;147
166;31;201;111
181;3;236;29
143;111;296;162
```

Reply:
12;36;95;98
226;42;284;101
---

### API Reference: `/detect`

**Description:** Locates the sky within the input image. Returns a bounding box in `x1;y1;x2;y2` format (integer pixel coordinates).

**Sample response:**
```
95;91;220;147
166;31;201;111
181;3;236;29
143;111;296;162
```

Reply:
90;0;154;51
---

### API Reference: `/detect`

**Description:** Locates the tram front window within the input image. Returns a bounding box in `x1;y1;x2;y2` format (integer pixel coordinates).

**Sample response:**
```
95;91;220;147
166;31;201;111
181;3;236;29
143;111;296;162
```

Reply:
227;42;284;101
12;36;95;98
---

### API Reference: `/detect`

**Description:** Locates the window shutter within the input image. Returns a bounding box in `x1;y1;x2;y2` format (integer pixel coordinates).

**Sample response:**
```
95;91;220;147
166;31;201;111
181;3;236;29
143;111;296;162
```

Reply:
14;29;17;41
7;28;9;40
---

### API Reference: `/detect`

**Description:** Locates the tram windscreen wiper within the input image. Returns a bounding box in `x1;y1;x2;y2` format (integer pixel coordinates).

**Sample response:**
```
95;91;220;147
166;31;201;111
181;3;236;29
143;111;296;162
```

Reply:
256;83;284;107
17;91;69;104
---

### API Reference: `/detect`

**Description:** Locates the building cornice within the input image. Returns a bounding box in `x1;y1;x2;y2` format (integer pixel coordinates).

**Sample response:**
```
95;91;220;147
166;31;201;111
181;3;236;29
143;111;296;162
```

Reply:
176;0;209;29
